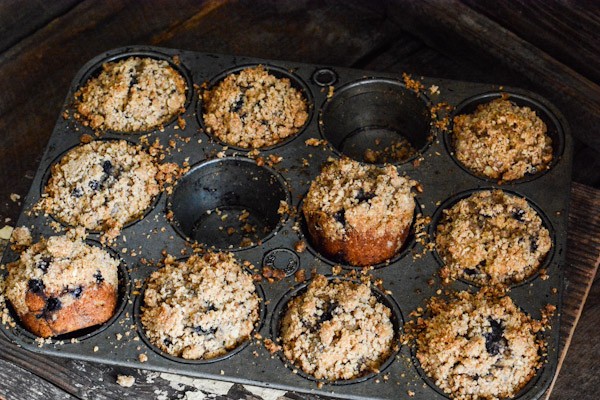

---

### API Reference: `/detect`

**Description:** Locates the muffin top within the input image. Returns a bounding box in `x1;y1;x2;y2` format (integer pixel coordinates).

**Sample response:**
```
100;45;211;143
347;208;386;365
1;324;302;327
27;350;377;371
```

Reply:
141;252;260;360
413;291;543;400
280;275;394;381
452;98;553;181
202;65;308;148
39;140;160;238
75;56;187;132
303;158;416;241
5;231;119;318
436;190;552;285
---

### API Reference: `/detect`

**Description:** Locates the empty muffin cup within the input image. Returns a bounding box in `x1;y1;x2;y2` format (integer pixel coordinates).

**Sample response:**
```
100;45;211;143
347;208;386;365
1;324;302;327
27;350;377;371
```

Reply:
169;157;290;250
320;78;432;164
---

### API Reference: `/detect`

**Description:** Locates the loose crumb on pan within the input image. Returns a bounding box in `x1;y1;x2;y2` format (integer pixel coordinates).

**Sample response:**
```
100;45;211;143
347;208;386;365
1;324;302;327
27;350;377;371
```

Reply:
36;140;160;240
116;375;135;388
405;290;545;400
74;57;187;132
280;275;394;381
202;65;308;148
140;252;259;360
436;190;552;286
452;98;553;181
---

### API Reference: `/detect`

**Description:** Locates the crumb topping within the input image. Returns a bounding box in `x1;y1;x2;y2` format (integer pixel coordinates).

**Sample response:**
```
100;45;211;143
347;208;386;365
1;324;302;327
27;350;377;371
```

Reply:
202;65;308;148
141;252;259;360
452;98;553;181
75;57;187;132
436;190;552;285
39;140;160;238
303;158;416;241
280;275;394;381
412;291;543;400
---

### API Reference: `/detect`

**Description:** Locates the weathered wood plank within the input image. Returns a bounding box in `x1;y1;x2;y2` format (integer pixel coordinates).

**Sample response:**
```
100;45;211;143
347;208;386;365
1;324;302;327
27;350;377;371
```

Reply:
0;0;82;54
0;357;79;400
461;0;600;86
385;0;600;155
545;182;600;399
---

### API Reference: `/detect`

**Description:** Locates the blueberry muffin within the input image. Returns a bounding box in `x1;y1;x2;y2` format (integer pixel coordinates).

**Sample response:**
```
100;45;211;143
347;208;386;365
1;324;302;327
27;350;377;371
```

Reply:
39;140;160;239
75;56;187;132
303;158;416;266
202;65;309;148
280;275;394;381
141;252;260;360
452;98;553;181
414;291;544;400
4;232;119;338
436;190;552;285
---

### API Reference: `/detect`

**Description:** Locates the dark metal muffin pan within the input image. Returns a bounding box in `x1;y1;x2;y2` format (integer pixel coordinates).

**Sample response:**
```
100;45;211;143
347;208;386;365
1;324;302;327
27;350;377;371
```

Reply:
0;45;572;400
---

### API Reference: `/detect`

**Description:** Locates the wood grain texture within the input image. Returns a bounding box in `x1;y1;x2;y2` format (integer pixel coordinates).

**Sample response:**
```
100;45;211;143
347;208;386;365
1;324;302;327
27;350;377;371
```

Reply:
0;0;82;53
385;0;600;154
0;358;78;400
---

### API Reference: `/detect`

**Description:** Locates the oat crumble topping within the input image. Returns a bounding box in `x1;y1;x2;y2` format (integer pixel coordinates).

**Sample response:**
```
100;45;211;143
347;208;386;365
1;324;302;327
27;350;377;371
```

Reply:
75;57;187;132
202;65;308;148
452;98;553;181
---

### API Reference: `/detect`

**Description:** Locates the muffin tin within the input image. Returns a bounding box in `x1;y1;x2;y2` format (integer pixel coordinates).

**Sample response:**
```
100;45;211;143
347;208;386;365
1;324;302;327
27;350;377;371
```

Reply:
0;46;572;400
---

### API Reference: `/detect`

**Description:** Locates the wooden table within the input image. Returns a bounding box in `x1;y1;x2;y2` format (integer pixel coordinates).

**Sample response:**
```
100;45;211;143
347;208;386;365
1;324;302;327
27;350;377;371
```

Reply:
1;2;599;399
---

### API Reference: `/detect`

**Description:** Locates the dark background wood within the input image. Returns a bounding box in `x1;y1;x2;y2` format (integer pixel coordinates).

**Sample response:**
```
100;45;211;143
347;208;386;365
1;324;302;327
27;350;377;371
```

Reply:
0;1;599;399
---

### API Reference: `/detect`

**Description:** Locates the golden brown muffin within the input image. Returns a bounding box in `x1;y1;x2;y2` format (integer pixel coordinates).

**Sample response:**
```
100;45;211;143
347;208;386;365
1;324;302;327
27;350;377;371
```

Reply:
202;65;308;148
436;190;552;285
38;140;160;239
280;275;394;381
303;158;416;266
4;232;119;338
453;98;553;181
141;252;260;360
412;290;544;400
75;57;187;132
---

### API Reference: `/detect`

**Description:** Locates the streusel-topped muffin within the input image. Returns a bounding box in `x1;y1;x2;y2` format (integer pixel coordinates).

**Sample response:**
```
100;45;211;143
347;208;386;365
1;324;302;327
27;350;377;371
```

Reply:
75;56;187;132
436;190;552;285
202;65;308;148
280;275;394;381
5;231;119;338
141;252;260;360
303;158;416;266
452;98;553;181
413;290;543;400
39;140;160;239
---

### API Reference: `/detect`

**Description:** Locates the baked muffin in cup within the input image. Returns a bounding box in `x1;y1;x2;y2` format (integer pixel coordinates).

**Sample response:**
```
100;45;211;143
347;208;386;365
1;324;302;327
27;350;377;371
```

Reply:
202;65;309;148
74;56;187;132
303;158;416;267
413;290;544;400
4;230;119;338
140;252;260;360
436;190;552;286
280;275;394;381
38;140;160;240
452;97;553;181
